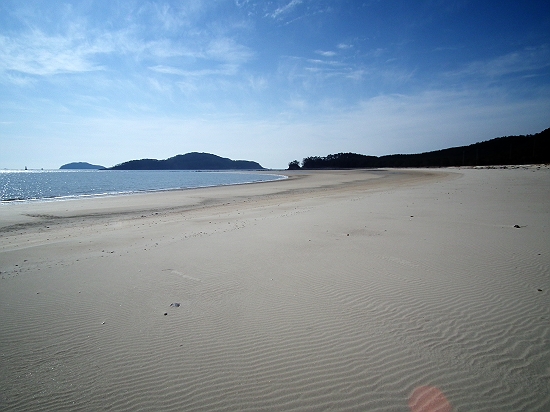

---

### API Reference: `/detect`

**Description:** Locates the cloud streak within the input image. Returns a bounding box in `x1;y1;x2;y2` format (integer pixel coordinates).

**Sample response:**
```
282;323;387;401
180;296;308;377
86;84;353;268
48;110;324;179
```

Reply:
268;0;303;19
0;28;112;75
453;46;550;79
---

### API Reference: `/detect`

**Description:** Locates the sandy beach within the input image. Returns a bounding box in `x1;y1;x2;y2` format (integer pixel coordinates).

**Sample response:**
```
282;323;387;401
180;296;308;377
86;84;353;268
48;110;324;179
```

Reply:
1;167;549;411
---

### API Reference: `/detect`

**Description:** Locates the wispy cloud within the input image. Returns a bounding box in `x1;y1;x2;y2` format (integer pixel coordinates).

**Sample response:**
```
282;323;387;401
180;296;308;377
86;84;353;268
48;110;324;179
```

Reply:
150;3;185;31
150;65;196;76
0;28;113;76
306;59;342;66
147;37;252;78
337;43;353;50
0;21;252;98
450;46;550;79
206;38;253;63
268;0;303;19
346;70;365;81
149;64;239;77
315;50;337;57
137;1;206;31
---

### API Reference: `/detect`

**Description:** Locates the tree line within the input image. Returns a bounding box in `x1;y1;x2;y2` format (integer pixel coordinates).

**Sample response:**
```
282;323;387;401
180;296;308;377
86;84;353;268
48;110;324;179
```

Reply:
288;128;550;169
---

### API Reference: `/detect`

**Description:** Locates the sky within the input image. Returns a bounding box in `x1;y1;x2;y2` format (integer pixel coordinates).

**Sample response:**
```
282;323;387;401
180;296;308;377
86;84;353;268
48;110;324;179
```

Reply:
1;0;549;170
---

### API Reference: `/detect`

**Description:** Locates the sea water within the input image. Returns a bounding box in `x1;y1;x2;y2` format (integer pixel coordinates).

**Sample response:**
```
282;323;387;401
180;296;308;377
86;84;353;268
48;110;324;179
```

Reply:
0;169;286;202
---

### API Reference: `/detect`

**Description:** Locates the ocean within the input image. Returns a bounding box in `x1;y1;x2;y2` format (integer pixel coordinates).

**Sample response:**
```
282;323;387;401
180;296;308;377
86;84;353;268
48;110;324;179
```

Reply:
0;169;286;202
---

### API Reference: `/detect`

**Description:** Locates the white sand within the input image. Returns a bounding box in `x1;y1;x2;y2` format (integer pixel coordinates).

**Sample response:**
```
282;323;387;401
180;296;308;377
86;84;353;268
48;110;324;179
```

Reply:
1;167;549;411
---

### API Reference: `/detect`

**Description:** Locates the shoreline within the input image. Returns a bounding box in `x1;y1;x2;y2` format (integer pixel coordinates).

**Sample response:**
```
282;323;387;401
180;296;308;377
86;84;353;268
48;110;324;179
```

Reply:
1;167;548;411
0;169;288;204
0;168;447;233
0;173;288;204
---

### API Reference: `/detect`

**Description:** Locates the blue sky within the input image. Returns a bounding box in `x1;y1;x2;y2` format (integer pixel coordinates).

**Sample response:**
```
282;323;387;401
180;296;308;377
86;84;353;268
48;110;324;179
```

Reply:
1;0;549;169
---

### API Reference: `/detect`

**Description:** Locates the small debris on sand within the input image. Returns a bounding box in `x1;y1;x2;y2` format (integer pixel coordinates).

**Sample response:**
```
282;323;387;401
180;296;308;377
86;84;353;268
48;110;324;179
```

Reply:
514;224;521;228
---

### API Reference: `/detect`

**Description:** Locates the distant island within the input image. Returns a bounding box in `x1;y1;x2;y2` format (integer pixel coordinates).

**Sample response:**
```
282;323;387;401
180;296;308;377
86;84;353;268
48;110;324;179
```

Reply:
108;152;264;170
60;162;105;170
288;128;550;169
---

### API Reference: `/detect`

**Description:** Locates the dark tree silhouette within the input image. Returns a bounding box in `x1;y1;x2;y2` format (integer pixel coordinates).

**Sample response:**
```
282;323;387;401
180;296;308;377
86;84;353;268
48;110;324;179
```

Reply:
287;160;301;170
294;128;550;169
109;152;264;170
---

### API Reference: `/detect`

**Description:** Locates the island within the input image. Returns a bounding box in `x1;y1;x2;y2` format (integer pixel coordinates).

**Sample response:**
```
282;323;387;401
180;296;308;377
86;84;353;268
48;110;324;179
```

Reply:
108;152;264;170
60;162;105;169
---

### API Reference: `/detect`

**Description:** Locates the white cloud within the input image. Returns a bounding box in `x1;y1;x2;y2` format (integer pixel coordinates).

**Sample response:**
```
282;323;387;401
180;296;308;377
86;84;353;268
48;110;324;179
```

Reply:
315;50;337;57
306;58;341;66
0;28;112;76
150;64;238;77
0;22;252;98
144;36;252;89
206;37;253;63
269;0;303;19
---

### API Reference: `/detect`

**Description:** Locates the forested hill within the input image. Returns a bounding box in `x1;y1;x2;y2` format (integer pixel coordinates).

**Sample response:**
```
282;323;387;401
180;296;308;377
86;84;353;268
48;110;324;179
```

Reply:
60;162;105;169
109;152;264;170
291;128;550;169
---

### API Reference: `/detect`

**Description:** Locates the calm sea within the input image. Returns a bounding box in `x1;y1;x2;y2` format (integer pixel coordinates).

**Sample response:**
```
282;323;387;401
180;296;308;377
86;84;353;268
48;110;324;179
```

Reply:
0;170;286;202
